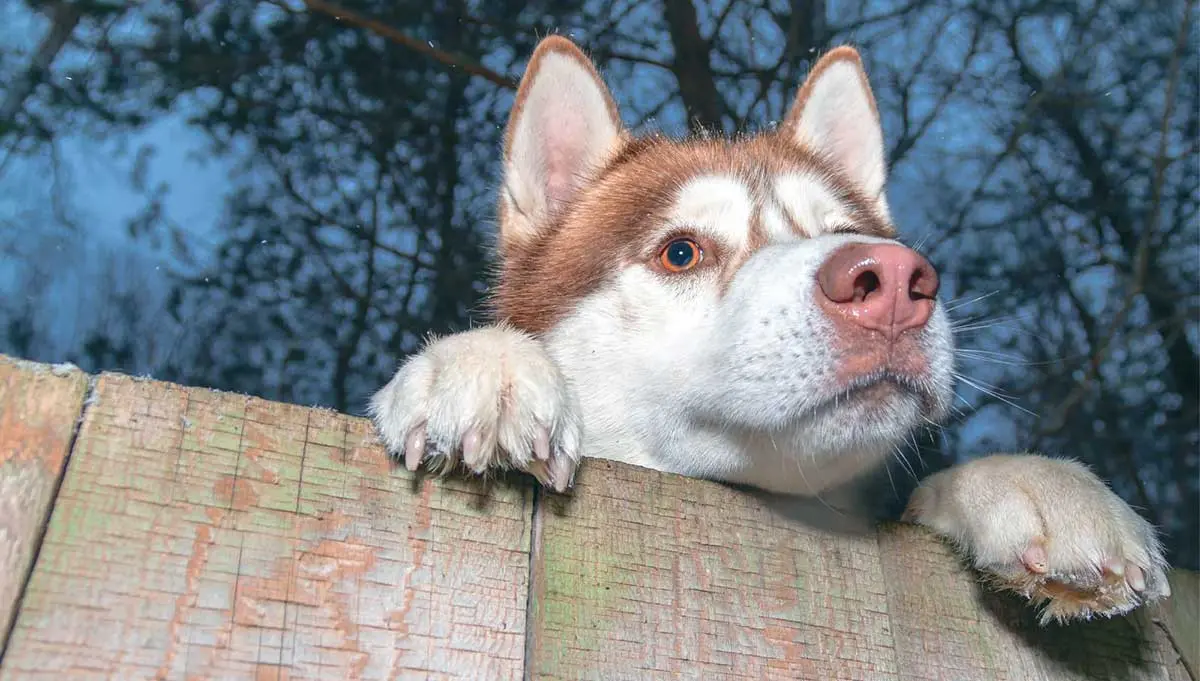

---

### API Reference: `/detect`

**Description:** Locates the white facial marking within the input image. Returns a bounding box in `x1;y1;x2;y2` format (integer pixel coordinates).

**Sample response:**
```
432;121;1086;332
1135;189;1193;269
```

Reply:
772;173;849;237
664;174;754;248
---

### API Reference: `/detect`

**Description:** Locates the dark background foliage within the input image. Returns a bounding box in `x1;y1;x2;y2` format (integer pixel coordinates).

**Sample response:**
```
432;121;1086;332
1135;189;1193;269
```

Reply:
1;0;1196;567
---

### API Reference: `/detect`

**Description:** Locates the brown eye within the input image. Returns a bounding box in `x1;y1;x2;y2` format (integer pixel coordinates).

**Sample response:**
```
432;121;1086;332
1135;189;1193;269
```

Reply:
659;238;702;272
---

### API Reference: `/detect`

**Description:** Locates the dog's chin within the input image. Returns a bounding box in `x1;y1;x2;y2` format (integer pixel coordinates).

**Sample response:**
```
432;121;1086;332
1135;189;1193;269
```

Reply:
803;372;936;446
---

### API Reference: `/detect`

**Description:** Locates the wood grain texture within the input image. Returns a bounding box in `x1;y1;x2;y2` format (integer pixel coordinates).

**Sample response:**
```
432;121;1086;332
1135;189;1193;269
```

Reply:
0;356;1195;681
1157;570;1199;679
877;522;1191;681
529;459;899;680
530;459;1194;681
0;357;88;653
0;372;533;681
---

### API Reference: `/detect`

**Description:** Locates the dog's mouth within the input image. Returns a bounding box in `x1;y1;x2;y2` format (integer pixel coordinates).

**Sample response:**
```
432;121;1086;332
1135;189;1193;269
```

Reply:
816;370;938;420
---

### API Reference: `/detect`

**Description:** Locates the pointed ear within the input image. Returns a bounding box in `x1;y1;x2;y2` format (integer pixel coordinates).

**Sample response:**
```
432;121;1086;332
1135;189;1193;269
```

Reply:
783;46;888;205
500;36;624;251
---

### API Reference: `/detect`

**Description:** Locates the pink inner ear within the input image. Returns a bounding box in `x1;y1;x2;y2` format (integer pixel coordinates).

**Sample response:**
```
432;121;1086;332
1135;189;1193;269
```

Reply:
539;111;588;212
827;119;861;166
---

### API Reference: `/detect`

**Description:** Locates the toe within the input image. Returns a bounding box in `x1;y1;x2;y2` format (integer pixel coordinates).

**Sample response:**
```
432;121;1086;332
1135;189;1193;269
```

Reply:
1021;538;1049;574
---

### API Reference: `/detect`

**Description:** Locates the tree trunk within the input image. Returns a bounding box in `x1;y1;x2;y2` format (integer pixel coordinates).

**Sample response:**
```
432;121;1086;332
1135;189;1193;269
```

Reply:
662;0;724;132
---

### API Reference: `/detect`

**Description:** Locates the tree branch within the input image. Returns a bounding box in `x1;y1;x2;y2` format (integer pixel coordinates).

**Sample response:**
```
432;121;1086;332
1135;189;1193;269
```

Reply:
296;0;517;89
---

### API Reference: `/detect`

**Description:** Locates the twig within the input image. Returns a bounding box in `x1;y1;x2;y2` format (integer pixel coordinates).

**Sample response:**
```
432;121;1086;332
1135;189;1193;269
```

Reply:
297;0;517;89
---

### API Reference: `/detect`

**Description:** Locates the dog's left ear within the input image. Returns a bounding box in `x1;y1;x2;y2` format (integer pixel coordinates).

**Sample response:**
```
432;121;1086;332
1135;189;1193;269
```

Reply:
783;47;888;206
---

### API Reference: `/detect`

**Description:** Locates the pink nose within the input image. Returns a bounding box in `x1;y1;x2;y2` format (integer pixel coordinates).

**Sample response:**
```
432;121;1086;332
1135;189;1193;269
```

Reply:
816;243;939;340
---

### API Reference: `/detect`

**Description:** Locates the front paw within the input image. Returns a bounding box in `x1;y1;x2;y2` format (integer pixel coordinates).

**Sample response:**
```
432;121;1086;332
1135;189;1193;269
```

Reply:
904;453;1170;624
369;326;583;492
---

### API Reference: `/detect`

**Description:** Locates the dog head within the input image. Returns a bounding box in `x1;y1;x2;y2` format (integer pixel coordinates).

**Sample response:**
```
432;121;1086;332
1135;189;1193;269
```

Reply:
491;36;955;495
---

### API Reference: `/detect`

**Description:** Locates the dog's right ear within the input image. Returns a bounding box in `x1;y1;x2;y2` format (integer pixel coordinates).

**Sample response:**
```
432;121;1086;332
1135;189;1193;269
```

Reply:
500;36;624;252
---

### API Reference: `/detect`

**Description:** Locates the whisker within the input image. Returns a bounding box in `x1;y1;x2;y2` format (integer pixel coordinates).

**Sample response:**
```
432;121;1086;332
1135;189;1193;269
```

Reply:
955;372;1012;395
955;349;1032;367
959;348;1089;367
941;404;972;427
953;372;1039;418
913;432;932;471
944;290;999;314
951;320;1016;334
892;444;919;482
950;312;1014;327
956;348;1021;359
951;311;1038;335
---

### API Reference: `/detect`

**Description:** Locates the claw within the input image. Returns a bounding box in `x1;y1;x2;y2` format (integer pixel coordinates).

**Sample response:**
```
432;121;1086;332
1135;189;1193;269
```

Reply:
1126;564;1146;592
461;427;481;469
404;424;426;472
534;427;551;461
550;455;577;493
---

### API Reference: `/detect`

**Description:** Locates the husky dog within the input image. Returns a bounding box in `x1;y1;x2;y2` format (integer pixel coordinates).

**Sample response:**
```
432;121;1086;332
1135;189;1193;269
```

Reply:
371;36;1169;623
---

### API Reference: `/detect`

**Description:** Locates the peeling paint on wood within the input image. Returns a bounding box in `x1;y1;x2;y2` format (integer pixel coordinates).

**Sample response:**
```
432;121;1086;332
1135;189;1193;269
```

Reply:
0;370;532;680
0;355;88;652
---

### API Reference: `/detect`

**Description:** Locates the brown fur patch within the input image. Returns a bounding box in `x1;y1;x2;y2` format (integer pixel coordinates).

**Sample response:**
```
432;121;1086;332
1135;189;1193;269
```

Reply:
493;133;892;334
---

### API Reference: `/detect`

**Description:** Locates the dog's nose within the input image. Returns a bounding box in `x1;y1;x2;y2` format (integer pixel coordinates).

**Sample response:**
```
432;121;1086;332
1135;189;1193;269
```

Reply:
816;242;939;340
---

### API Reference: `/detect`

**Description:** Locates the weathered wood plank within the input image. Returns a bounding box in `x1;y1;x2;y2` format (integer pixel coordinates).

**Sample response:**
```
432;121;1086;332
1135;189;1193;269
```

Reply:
877;522;1190;681
531;459;1194;681
1157;570;1199;679
0;357;88;653
0;372;534;681
0;357;1195;680
529;458;899;680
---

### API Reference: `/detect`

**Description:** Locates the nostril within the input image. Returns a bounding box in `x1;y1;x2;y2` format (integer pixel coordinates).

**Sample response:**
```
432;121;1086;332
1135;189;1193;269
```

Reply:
853;270;880;302
908;264;939;301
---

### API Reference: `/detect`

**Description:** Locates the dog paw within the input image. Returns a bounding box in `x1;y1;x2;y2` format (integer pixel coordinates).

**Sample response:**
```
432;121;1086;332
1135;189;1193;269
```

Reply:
369;325;583;492
904;453;1170;624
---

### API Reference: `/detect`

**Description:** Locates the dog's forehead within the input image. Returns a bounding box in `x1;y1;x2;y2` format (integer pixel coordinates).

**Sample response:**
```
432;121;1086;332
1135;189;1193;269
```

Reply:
601;135;889;243
664;170;850;247
668;174;755;237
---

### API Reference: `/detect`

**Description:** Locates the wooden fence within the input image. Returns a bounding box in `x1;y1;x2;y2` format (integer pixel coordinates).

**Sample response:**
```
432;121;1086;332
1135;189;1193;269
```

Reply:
0;354;1195;680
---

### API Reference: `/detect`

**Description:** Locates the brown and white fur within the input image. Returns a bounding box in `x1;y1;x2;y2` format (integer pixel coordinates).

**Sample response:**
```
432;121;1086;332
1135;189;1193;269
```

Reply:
370;36;1170;624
